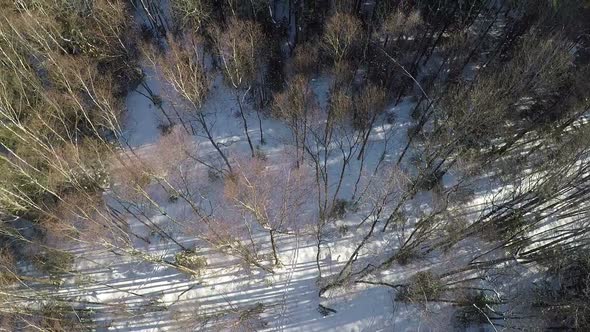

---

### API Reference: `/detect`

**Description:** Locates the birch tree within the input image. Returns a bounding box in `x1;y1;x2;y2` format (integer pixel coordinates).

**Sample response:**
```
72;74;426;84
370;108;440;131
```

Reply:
211;17;267;152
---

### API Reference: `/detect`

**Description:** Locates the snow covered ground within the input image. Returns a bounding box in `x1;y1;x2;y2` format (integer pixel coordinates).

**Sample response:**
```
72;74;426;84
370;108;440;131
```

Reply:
43;3;550;331
42;44;536;330
50;62;472;331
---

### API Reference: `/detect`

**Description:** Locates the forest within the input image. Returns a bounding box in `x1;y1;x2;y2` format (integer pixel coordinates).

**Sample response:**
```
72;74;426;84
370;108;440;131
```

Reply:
0;0;589;330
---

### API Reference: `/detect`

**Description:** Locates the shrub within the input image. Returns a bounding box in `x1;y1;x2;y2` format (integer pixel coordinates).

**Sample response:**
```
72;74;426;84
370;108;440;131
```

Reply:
292;41;321;76
157;122;173;135
0;125;19;152
330;199;348;219
384;211;406;232
234;302;267;330
175;249;207;275
338;224;349;236
385;111;396;124
33;249;74;282
406;124;424;142
208;168;223;182
396;248;417;265
40;302;93;331
414;170;444;192
168;194;179;203
483;212;529;244
254;147;267;161
453;291;501;327
397;271;443;303
329;199;352;219
535;249;590;329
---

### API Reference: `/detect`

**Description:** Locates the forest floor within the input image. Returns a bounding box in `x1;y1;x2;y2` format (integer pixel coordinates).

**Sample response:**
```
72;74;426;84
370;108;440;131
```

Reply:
47;68;452;331
43;4;545;331
44;64;527;331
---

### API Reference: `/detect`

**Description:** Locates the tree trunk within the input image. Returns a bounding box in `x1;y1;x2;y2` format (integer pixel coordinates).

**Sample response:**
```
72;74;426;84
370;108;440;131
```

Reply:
269;229;281;266
197;113;233;173
236;93;255;157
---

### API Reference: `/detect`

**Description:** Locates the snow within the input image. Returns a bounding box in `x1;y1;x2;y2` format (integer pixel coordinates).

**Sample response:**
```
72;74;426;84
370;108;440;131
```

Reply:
58;61;451;330
122;67;166;148
34;4;555;332
55;58;531;330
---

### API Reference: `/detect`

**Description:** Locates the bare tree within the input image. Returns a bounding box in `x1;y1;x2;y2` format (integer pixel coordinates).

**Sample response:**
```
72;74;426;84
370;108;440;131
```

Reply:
143;34;234;172
322;12;362;63
288;40;321;78
355;83;388;160
381;9;423;49
211;17;267;152
224;157;313;266
170;0;212;31
272;75;319;167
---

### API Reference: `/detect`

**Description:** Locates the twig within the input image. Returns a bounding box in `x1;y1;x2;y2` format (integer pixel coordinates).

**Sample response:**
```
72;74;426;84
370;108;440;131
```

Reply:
473;303;499;332
355;280;404;289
